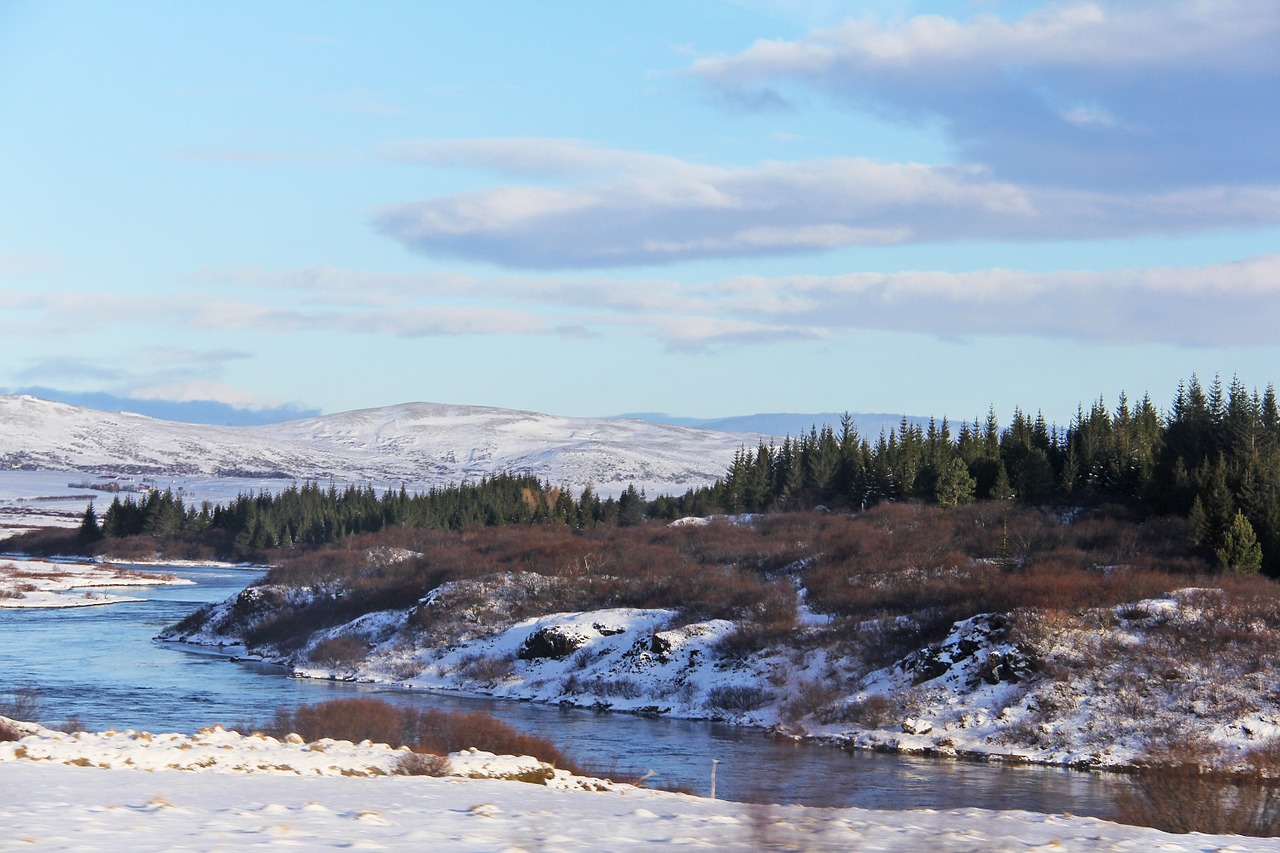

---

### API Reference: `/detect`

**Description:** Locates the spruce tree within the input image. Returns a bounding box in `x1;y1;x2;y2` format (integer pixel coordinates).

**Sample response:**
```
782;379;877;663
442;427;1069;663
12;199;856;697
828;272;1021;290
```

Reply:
934;457;976;508
76;502;103;548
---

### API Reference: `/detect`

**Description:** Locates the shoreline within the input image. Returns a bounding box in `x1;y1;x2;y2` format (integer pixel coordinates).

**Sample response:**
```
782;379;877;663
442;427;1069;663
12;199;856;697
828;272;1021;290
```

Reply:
0;556;193;609
167;634;1142;778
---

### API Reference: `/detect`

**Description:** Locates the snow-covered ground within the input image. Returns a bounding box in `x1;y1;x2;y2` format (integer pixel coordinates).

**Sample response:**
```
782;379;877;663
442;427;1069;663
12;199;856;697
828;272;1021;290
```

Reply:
0;557;192;608
167;568;1280;775
0;717;1271;851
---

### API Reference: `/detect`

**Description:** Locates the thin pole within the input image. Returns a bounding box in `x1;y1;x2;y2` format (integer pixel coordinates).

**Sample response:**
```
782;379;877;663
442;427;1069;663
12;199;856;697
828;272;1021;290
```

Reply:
710;759;719;800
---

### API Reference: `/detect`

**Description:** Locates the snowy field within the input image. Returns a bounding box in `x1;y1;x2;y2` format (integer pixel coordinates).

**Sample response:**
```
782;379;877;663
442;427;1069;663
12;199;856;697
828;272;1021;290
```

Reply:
0;718;1271;851
0;557;192;608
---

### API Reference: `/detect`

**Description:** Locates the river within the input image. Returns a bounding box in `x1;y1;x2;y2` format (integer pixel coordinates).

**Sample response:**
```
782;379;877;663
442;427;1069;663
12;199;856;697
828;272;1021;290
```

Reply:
0;562;1132;814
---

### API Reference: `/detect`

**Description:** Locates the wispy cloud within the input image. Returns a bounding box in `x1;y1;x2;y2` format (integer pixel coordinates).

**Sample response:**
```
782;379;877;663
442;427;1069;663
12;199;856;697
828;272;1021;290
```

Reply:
374;146;1280;268
387;137;702;179
189;254;1280;350
690;1;1280;190
11;254;1279;355
0;252;61;278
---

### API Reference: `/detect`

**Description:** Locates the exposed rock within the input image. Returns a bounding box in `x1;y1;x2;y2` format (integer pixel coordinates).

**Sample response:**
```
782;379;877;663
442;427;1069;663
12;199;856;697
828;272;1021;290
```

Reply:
517;626;587;660
897;613;1034;687
649;632;675;657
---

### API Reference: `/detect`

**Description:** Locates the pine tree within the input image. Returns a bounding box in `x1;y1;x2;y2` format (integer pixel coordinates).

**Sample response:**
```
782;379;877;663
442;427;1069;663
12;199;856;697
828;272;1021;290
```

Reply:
1217;510;1263;574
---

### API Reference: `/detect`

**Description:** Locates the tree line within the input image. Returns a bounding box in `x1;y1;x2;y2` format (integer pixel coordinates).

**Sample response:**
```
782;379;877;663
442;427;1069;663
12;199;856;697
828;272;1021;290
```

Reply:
77;374;1280;575
78;475;647;552
679;374;1278;574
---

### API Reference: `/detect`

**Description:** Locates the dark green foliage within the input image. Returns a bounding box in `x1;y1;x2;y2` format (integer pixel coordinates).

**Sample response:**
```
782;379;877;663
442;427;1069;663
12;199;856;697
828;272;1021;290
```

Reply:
671;374;1280;577
79;373;1280;578
1218;510;1264;574
934;457;975;508
75;503;103;547
93;474;645;557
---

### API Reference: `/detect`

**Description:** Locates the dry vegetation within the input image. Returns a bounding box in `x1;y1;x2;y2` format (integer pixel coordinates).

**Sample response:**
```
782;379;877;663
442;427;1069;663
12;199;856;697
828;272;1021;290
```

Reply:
265;697;578;776
215;502;1228;667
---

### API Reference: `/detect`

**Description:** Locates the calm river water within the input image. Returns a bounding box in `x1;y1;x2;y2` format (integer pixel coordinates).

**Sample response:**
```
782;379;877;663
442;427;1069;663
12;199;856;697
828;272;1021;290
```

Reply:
0;563;1132;814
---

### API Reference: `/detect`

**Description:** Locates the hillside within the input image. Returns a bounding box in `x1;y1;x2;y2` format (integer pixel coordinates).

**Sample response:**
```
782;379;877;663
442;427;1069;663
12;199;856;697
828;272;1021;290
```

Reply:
160;503;1280;795
0;396;758;496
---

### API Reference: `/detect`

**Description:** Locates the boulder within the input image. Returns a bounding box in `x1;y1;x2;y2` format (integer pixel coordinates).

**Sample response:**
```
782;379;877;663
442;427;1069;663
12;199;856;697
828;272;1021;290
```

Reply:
517;626;587;660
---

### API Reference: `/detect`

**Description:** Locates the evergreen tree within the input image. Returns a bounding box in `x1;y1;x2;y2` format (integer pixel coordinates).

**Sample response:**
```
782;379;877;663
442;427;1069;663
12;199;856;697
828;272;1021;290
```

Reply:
934;457;976;508
76;502;103;548
1217;509;1263;574
617;484;646;527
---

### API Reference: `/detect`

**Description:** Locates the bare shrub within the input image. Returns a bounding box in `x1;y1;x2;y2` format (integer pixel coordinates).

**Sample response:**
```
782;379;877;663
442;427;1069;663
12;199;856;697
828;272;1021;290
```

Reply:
394;751;452;776
457;653;514;684
818;693;900;728
584;677;644;700
308;634;369;669
705;683;772;715
269;697;405;746
0;687;40;724
387;659;426;680
780;678;844;724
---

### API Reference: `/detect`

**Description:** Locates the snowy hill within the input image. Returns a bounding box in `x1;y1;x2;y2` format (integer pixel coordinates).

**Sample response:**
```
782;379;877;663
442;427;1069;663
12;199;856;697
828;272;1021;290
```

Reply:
0;396;757;496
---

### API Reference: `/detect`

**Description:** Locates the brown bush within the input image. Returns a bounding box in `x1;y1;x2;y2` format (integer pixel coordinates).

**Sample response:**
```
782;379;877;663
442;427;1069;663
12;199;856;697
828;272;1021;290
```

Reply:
270;697;406;746
308;634;370;669
705;683;772;714
818;693;900;728
266;698;581;774
394;751;452;776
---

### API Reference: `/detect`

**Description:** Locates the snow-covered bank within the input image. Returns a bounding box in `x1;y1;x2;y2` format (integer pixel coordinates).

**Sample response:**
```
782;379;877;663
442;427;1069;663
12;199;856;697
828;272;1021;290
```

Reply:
0;719;1272;851
166;571;1280;774
0;557;192;608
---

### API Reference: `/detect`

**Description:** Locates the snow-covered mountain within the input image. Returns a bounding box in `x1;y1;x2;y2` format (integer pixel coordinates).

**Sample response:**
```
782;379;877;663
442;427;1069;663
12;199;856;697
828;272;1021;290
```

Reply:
0;395;757;495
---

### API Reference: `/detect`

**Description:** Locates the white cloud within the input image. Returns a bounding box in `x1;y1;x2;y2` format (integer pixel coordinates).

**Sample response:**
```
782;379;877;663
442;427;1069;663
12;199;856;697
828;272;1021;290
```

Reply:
690;1;1280;191
374;147;1279;268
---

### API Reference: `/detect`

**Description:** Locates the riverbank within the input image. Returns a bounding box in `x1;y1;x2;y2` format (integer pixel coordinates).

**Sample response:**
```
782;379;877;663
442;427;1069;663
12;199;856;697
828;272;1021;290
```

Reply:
0;557;193;608
165;575;1280;776
0;717;1270;851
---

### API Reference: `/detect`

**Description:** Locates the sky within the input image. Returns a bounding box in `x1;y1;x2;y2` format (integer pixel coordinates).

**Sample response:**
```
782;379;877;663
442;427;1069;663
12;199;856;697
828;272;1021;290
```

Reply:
1;0;1277;428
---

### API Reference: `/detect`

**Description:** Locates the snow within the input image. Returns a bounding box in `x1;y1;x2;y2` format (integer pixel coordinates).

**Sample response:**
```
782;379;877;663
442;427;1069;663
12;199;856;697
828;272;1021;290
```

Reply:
0;395;760;499
168;571;1280;779
0;717;1272;850
0;557;192;608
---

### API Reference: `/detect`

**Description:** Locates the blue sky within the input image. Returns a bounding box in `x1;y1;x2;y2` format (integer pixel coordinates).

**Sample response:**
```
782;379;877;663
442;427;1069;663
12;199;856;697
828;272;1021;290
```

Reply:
1;0;1277;427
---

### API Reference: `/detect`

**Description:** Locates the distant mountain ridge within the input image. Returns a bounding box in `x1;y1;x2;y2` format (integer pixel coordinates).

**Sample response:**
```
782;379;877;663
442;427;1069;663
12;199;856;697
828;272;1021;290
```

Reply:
0;395;763;497
617;411;930;440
